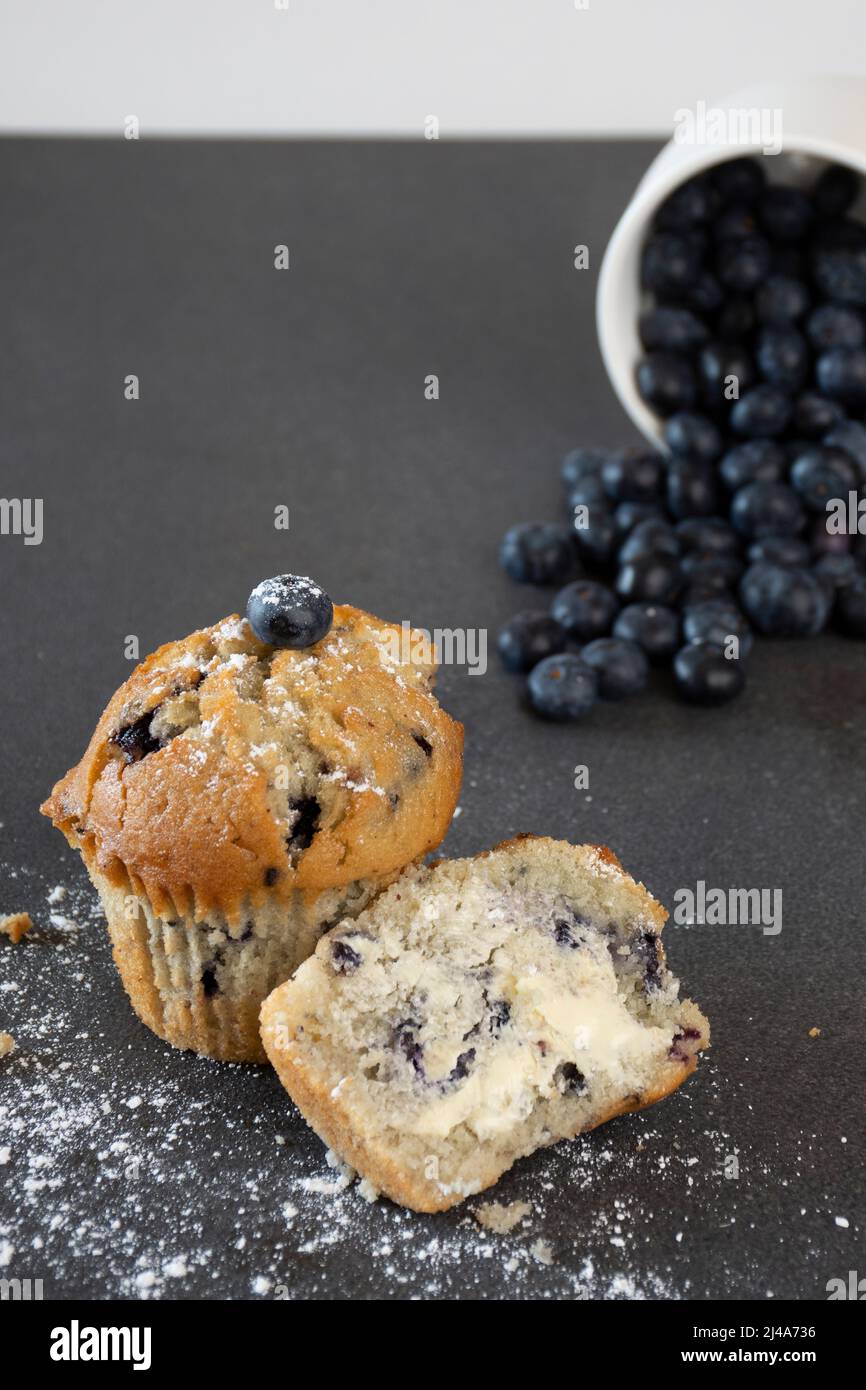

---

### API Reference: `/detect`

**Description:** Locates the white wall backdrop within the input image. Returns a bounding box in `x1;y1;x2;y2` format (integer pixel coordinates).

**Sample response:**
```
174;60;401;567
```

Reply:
0;0;864;137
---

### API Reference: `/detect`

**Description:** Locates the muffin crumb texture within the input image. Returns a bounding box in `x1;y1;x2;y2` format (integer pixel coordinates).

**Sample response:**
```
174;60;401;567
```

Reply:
261;837;709;1211
0;912;33;944
474;1200;532;1234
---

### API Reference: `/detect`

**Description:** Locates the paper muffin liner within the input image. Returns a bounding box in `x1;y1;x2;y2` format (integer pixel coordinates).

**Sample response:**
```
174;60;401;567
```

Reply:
89;866;385;1063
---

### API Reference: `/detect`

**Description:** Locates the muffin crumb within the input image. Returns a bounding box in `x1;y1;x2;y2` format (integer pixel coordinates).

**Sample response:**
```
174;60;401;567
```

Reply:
0;911;33;944
530;1239;554;1266
474;1200;532;1234
0;1032;16;1057
808;1026;821;1038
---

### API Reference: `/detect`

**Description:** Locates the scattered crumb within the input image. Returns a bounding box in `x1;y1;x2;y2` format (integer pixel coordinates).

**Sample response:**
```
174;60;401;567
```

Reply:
0;1032;15;1057
47;886;68;906
808;1027;821;1038
530;1239;554;1266
474;1200;532;1234
357;1178;379;1204
835;1216;849;1229
0;912;33;944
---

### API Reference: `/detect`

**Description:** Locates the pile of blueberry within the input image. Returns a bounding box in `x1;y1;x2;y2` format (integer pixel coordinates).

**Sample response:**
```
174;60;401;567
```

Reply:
499;156;866;720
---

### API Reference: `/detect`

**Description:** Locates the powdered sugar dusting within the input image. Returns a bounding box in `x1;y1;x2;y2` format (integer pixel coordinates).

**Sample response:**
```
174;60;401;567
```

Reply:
0;856;855;1300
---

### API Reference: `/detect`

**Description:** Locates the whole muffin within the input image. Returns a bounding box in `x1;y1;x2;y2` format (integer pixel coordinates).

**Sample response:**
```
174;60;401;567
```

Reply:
41;596;464;1062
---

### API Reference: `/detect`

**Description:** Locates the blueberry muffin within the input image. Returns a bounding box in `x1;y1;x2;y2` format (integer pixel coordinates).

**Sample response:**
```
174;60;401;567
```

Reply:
41;579;464;1062
260;837;708;1211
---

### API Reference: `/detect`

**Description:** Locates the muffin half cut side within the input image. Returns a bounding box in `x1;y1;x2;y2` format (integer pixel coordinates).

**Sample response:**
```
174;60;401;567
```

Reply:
260;837;709;1211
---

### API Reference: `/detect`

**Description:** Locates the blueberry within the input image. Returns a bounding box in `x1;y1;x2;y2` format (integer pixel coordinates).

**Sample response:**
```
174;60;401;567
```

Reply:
678;582;733;610
556;1062;588;1095
719;439;786;490
812;244;866;306
747;536;811;567
246;574;333;650
716;297;756;340
813;164;860;219
813;552;862;594
654;174;718;229
331;939;363;974
287;796;320;852
641;231;702;295
789;445;858;511
527;653;599;720
412;732;434;757
809;515;852;559
112;712;161;764
619;518;680;562
730;480;805;538
682;599;753;658
755;275;811;324
813;217;866;252
551;580;618;640
638;306;709;354
561;447;609;489
579;637;649;699
816;347;866;405
636;353;697;416
699;341;756;411
446;1048;476;1084
497;612;568;673
573;509;619;566
772;245;807;279
613;602;680;662
393;1020;425;1076
806;303;864;351
664;411;723;463
730;385;793;439
666;458;718;519
824;420;866;481
835;575;866;634
711;157;766;203
670;1026;704;1060
566;475;608;511
739;563;830;636
716;235;772;292
679;550;744;591
756;326;810;392
201;965;220;998
500;522;575;584
601;450;664;504
616;553;682;605
614;501;666;537
792;391;846;439
758;185;815;241
673;642;746;704
713;202;758;241
675;517;739;554
486;997;511;1032
687;272;724;315
553;913;588;948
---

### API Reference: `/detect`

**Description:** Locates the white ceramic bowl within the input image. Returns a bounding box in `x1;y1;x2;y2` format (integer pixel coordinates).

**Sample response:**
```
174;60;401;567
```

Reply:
596;75;866;448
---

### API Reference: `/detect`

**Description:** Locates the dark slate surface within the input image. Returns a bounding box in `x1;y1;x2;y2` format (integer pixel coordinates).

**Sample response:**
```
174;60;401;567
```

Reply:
0;138;863;1302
